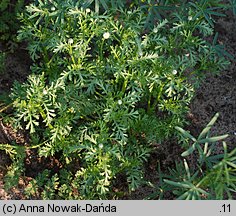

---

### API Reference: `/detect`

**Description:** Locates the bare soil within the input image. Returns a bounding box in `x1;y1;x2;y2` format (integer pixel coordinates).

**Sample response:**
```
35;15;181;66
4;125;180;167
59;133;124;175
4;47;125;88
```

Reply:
0;10;235;200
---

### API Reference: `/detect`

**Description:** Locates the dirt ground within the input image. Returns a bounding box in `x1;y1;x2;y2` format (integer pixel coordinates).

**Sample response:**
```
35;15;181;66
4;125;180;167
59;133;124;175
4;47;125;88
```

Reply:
0;9;235;200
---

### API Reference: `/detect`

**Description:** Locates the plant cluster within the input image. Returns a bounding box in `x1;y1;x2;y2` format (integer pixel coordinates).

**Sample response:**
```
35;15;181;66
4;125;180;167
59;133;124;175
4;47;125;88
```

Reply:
150;113;236;200
0;0;233;199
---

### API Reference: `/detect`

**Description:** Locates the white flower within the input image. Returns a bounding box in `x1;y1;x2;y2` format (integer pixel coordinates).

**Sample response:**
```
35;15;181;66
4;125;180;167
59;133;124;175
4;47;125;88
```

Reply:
185;53;190;57
172;69;178;75
153;28;158;33
118;100;122;105
188;16;193;21
103;32;110;40
43;89;47;95
51;6;56;11
86;8;91;13
68;38;73;44
99;143;103;149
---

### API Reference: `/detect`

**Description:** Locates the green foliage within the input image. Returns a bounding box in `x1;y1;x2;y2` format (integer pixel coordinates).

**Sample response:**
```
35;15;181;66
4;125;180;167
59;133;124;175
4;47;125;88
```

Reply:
0;0;26;45
1;0;231;199
229;0;236;14
74;0;232;30
162;113;236;200
24;169;59;199
3;146;26;191
176;113;228;162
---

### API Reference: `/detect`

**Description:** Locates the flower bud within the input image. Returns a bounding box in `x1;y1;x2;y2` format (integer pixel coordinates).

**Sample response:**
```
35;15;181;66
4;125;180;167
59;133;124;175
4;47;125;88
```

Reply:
68;38;74;44
103;32;110;40
172;69;177;75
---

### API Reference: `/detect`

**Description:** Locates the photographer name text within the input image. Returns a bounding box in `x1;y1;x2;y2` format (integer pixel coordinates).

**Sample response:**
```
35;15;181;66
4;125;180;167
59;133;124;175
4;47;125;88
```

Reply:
2;203;117;214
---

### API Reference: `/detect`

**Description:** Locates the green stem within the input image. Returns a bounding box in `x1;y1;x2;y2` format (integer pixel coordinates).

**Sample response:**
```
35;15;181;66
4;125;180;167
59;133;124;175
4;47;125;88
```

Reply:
100;40;105;60
147;94;151;113
43;47;49;63
152;84;164;110
69;45;76;64
121;78;128;94
0;103;12;113
39;107;53;129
